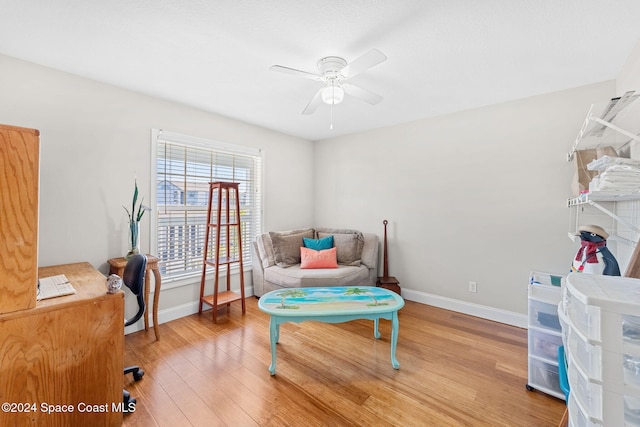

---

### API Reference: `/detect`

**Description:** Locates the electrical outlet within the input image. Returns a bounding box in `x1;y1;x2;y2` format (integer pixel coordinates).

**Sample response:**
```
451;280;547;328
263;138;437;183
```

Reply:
468;281;477;293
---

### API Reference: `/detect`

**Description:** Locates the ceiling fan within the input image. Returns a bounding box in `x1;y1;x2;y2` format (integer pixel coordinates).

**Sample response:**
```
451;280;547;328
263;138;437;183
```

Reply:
270;48;387;115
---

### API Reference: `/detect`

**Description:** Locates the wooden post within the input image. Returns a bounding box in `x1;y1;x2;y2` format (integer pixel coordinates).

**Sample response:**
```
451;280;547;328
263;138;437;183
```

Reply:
376;219;401;295
383;219;389;278
624;241;640;279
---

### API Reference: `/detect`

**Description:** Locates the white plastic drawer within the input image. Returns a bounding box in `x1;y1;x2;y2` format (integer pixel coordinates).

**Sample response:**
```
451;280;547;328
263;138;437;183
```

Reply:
568;363;603;421
623;353;640;388
529;285;562;304
567;293;601;342
529;328;562;362
568;328;602;381
624;315;640;343
625;395;640;426
529;283;562;304
530;271;563;287
559;303;570;348
569;394;601;427
529;299;562;332
529;358;561;396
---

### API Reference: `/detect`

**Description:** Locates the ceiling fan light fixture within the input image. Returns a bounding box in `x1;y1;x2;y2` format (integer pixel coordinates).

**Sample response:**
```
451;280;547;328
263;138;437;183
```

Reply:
321;86;344;105
271;49;386;115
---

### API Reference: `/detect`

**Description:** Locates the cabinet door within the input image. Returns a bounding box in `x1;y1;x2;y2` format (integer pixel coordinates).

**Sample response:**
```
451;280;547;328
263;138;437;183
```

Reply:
0;295;124;426
0;124;39;314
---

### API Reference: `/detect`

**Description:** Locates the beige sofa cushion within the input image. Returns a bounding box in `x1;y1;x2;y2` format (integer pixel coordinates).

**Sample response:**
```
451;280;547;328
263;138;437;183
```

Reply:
269;228;314;268
316;227;364;266
256;233;275;268
264;264;369;288
359;233;378;269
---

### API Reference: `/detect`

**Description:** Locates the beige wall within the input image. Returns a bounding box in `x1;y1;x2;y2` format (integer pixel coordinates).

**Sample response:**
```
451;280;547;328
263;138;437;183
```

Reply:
312;39;640;324
618;39;640;95
313;81;616;323
2;42;638;326
0;54;314;321
614;39;640;270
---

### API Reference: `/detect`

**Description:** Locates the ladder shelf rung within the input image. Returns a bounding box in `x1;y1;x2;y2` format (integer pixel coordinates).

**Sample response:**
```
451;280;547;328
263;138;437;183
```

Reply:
207;222;240;227
204;256;240;266
201;291;243;308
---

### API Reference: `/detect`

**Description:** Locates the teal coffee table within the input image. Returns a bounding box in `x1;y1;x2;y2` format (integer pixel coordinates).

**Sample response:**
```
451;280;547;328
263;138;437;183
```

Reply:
258;286;405;375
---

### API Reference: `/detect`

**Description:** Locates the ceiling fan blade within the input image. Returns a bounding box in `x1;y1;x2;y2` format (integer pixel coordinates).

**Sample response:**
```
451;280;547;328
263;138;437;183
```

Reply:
269;65;323;81
342;83;383;105
302;88;324;115
340;48;387;78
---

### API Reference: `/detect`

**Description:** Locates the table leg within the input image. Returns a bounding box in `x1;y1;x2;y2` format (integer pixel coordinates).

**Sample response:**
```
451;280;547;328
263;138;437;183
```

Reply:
269;317;278;375
390;310;400;369
151;267;161;340
143;269;151;333
373;318;381;339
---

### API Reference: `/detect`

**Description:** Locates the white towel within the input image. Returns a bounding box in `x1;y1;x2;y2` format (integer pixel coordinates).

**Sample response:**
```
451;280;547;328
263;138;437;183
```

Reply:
587;155;640;171
595;182;640;190
601;164;640;173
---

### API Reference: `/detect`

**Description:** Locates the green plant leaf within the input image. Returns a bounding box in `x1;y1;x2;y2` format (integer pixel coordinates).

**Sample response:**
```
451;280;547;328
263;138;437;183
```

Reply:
132;180;138;218
123;179;148;224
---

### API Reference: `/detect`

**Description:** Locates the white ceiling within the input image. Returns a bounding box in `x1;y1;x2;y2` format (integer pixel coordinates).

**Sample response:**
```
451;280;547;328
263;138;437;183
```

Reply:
1;0;640;141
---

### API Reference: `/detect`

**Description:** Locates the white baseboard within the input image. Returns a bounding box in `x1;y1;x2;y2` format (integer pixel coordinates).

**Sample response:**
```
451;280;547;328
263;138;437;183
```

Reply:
124;285;255;335
125;285;527;334
401;288;528;329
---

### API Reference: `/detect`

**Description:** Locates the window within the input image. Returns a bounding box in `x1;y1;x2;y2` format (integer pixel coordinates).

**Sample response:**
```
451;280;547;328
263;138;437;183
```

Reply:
152;129;262;280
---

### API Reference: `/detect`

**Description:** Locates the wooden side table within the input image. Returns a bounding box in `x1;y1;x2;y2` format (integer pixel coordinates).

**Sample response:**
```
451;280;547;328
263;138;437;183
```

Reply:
376;276;401;295
108;254;161;340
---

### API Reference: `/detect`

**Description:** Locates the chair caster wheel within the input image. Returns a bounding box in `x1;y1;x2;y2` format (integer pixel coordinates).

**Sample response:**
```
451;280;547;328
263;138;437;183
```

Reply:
133;369;144;381
123;389;136;412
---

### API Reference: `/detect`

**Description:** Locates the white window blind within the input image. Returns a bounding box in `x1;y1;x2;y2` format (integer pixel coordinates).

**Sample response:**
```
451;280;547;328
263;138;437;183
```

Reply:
152;130;262;280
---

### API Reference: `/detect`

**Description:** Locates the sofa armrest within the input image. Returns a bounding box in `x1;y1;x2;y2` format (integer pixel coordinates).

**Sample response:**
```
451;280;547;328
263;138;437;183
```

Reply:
361;233;379;271
251;241;266;297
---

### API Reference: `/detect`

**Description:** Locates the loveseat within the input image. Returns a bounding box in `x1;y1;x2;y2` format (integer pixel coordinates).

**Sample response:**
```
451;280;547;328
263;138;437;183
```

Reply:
251;227;379;297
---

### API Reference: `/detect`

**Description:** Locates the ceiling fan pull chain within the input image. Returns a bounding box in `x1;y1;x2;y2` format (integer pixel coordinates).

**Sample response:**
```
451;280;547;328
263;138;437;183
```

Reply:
330;102;334;130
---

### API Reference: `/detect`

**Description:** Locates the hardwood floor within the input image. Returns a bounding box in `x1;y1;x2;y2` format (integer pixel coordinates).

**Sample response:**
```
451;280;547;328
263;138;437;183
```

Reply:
122;297;565;426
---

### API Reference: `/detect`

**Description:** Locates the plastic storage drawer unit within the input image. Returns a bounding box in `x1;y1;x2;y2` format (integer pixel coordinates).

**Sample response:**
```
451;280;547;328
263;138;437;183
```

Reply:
562;273;640;426
530;298;562;331
530;328;563;361
527;271;565;400
568;327;603;381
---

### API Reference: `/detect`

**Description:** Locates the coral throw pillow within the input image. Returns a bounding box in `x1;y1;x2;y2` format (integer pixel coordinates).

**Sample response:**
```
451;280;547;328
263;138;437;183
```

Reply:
300;246;338;269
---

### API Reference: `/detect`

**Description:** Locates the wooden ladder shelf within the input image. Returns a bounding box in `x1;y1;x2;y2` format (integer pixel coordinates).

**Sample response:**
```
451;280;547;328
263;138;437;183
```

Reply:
198;182;246;322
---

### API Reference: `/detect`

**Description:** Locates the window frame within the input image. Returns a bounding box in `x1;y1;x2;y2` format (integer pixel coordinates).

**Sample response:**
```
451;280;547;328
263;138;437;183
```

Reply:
150;129;263;286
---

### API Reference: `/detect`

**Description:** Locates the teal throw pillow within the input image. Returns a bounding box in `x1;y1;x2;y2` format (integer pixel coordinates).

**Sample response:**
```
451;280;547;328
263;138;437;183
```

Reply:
303;235;334;251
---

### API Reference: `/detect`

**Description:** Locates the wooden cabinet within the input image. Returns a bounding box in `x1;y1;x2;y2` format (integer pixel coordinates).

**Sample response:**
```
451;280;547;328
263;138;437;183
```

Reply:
0;262;124;427
0;124;124;426
0;124;39;314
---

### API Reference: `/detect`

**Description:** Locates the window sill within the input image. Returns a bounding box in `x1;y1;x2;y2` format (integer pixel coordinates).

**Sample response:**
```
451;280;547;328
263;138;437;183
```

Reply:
160;265;252;292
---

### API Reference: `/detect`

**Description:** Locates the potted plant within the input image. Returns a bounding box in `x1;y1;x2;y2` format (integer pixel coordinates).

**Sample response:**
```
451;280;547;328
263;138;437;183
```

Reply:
123;180;150;259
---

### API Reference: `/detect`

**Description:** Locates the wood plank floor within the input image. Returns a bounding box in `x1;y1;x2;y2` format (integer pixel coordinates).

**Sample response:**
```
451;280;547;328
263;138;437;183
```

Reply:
122;297;565;426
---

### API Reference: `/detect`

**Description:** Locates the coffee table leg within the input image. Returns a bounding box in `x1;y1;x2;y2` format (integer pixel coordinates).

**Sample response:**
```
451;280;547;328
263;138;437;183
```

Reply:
373;318;381;339
269;316;278;375
391;311;400;369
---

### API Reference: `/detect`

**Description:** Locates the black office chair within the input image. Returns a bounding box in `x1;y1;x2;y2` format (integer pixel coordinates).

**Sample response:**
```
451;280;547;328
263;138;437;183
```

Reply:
122;253;147;409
